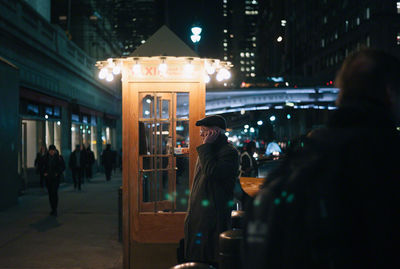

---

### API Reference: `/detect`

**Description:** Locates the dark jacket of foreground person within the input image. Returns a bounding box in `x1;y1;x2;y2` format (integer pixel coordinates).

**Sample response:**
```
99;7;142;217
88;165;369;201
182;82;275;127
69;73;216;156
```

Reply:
244;49;400;269
184;134;239;264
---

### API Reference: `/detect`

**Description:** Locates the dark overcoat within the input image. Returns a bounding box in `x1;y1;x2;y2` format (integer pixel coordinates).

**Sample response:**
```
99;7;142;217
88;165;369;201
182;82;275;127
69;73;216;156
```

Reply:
184;134;239;263
244;100;400;269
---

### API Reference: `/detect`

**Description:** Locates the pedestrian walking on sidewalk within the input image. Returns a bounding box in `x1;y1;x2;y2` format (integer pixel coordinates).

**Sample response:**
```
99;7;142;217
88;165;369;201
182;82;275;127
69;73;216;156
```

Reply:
69;144;87;190
101;144;115;181
40;144;65;216
85;145;95;180
184;115;240;266
34;145;47;188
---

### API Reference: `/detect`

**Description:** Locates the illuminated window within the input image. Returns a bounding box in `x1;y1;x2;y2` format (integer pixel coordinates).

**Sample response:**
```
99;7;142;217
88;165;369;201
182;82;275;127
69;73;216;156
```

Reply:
366;35;370;47
250;73;256;77
240;52;245;57
397;2;400;14
321;39;325;48
253;43;257;47
224;29;228;33
223;0;227;3
223;43;227;47
252;36;256;41
281;20;287;26
397;33;400;45
241;67;245;71
366;8;370;19
250;52;254;56
356;17;360;25
323;16;327;24
240;61;245;64
224;56;228;60
245;52;250;57
230;34;234;38
251;66;255;70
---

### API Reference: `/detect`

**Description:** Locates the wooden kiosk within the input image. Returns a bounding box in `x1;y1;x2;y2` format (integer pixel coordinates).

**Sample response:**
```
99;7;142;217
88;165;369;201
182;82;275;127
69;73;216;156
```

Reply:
96;26;232;269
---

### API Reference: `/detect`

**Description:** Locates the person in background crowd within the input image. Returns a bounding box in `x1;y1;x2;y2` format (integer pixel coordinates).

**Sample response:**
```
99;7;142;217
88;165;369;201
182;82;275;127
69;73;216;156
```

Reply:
243;48;400;268
34;145;47;188
184;115;240;267
240;141;258;178
101;144;115;181
69;144;87;190
85;145;95;180
40;145;65;216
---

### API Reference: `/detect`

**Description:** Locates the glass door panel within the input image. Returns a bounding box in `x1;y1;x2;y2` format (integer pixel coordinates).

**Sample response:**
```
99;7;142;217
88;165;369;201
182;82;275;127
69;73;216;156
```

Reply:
138;92;190;213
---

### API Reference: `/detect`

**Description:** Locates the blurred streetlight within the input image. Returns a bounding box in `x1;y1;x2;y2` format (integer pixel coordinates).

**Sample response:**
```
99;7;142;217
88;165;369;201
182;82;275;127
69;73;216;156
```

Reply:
191;25;202;53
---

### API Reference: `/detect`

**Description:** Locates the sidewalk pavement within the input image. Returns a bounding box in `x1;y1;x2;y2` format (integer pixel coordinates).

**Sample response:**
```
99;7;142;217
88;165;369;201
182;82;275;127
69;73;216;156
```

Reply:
0;171;123;269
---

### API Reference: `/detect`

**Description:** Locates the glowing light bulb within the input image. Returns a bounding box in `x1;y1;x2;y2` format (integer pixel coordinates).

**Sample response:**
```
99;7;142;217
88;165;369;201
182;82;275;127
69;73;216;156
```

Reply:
205;63;216;75
204;74;210;83
106;73;114;82
98;68;107;79
184;63;194;75
112;65;120;75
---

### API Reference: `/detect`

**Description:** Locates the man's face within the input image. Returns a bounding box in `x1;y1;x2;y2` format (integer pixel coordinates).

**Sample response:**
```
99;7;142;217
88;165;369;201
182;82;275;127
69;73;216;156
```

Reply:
49;149;55;156
200;126;212;139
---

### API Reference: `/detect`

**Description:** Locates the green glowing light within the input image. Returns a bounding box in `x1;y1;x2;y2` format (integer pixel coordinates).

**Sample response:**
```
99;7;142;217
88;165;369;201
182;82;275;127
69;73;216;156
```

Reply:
227;200;235;207
185;189;190;195
281;191;287;197
286;194;295;203
180;198;187;204
201;200;210;207
274;198;281;205
253;198;261;207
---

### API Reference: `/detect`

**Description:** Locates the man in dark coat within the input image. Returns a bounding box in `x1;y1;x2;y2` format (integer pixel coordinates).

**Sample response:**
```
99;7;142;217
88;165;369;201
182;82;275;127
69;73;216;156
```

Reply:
240;141;258;178
101;144;115;181
69;144;86;190
184;115;240;265
40;145;65;216
85;145;95;179
243;48;400;268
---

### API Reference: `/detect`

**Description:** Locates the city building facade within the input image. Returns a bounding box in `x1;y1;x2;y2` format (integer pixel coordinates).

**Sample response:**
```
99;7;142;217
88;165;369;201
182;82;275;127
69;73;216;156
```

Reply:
222;0;260;87
258;0;400;86
0;0;122;209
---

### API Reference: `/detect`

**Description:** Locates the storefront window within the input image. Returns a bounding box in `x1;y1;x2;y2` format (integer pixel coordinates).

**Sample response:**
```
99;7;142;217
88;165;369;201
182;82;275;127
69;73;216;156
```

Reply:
71;123;81;150
91;126;98;159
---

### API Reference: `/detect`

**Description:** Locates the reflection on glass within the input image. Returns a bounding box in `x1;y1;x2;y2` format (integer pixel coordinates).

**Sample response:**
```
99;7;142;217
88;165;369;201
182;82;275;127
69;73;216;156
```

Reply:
142;94;154;118
177;92;189;119
176;120;189;149
138;92;190;212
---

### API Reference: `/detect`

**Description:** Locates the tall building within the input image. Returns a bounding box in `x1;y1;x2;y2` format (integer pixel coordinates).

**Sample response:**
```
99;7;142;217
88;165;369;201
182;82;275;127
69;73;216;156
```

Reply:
259;0;400;87
222;0;260;87
110;0;161;56
51;0;122;59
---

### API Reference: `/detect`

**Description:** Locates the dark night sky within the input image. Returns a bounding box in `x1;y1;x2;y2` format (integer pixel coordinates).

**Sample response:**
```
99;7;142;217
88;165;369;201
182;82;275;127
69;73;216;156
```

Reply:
161;0;224;58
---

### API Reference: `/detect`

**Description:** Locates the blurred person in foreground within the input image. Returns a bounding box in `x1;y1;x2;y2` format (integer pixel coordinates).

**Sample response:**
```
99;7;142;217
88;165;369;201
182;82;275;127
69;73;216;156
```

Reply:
40;145;65;216
243;48;400;269
184;115;239;267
